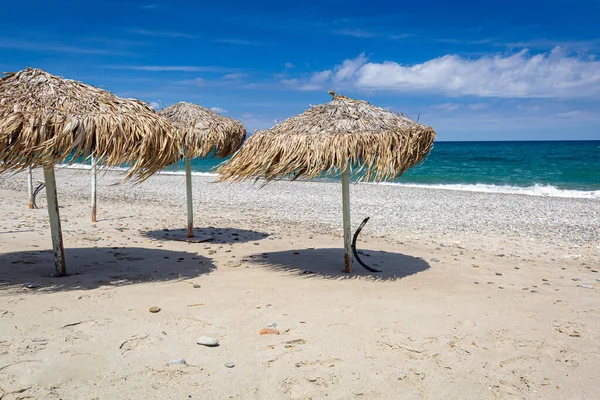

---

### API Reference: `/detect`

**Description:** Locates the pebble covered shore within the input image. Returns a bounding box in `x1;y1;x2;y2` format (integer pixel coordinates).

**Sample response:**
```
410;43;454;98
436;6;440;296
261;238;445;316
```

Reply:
1;168;597;247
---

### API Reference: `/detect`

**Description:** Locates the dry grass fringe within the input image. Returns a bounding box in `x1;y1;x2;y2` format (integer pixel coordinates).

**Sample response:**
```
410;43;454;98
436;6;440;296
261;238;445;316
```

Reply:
158;102;246;158
0;67;182;182
217;91;436;182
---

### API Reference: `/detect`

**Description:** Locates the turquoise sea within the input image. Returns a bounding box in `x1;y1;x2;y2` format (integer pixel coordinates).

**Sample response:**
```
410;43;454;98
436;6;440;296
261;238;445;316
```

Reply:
159;140;600;198
71;140;600;199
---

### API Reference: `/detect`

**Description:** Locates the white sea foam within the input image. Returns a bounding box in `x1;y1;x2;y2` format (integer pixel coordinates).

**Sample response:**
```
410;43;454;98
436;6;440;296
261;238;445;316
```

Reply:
158;170;218;177
373;182;600;199
57;163;218;177
57;163;94;170
58;163;598;199
57;163;131;172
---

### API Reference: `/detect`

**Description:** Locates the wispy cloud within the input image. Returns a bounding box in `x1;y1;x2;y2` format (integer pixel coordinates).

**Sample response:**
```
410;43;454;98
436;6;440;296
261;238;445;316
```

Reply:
0;39;124;55
502;38;600;50
431;103;461;112
111;65;235;72
439;37;600;51
437;38;497;45
130;29;195;39
422;104;600;136
333;29;413;40
141;4;159;9
223;73;248;79
210;107;228;113
281;70;332;91
468;103;489;111
214;38;258;46
285;62;295;69
286;48;600;98
333;29;378;38
238;112;281;132
389;34;414;40
517;104;541;112
148;101;160;109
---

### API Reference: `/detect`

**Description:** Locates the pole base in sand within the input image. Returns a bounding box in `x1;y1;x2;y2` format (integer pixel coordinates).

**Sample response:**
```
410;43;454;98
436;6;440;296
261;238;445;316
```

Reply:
174;235;214;243
43;165;67;276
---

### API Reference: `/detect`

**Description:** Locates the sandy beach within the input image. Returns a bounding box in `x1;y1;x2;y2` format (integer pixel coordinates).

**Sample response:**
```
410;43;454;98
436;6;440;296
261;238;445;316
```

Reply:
1;168;599;399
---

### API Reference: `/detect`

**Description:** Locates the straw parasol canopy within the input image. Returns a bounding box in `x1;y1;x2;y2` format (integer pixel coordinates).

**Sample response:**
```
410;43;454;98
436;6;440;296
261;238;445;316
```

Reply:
0;67;181;182
158;102;246;238
217;91;436;273
0;67;183;276
217;91;435;183
158;102;246;159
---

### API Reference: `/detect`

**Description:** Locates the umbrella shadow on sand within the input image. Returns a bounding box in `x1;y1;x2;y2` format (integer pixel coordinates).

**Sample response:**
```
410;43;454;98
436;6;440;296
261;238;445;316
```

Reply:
142;227;269;244
0;247;215;293
248;248;430;282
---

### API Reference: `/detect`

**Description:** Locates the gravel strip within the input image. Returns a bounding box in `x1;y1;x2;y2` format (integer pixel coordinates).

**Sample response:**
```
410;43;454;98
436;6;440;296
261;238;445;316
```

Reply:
1;168;598;246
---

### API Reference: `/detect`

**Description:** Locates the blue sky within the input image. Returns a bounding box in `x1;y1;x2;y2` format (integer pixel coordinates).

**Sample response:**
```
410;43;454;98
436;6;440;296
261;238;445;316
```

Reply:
2;0;600;140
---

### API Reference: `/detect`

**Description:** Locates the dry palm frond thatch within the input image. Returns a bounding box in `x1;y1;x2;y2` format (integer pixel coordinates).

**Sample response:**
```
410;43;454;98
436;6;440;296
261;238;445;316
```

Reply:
0;67;182;181
158;102;246;158
217;91;436;182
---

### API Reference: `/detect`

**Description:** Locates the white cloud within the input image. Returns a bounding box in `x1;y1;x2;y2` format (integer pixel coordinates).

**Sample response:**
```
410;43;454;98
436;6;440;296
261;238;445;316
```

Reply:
281;70;333;91
0;39;119;55
333;53;368;82
281;54;366;91
332;29;413;40
113;65;233;72
290;48;600;98
332;29;378;38
389;34;414;40
238;112;280;131
223;73;248;79
148;101;160;109
210;107;228;113
431;103;460;112
502;38;600;51
214;39;258;45
285;62;295;69
517;104;541;112
468;103;489;111
130;29;195;39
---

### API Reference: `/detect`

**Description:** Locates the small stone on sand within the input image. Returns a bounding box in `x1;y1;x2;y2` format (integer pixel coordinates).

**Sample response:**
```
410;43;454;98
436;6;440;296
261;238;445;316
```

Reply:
225;362;235;368
149;306;161;313
196;336;219;347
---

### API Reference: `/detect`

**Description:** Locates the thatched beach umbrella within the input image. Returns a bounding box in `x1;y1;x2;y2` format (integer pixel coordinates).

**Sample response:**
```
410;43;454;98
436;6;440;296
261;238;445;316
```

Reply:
158;102;246;238
0;67;182;276
218;91;436;273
